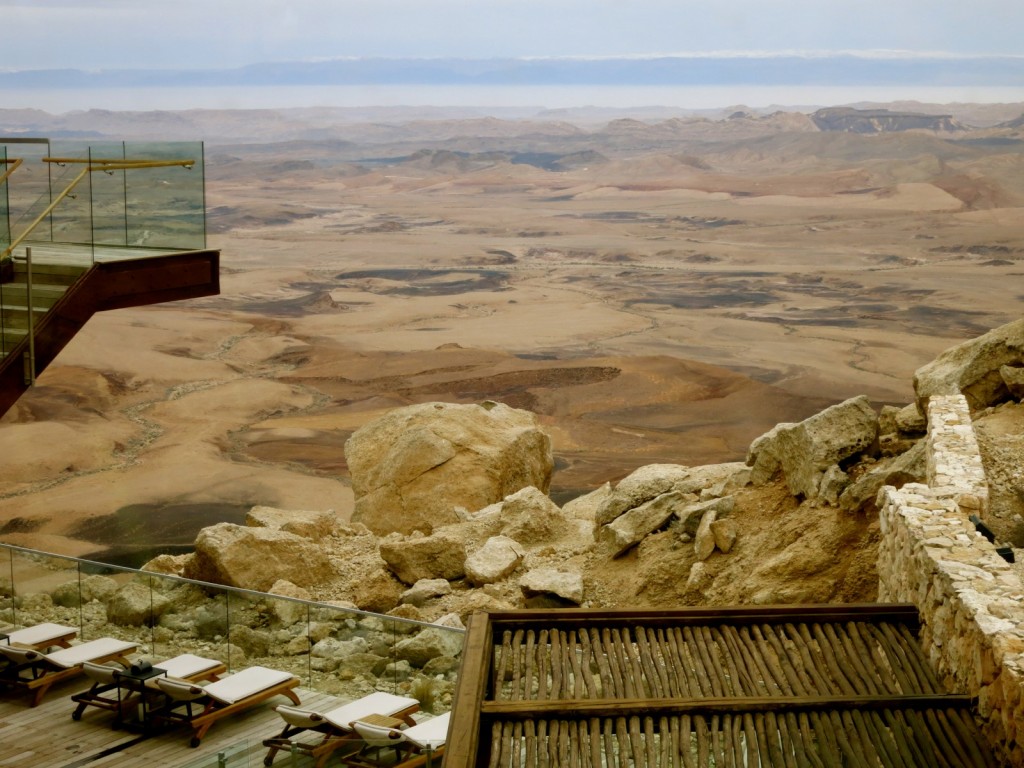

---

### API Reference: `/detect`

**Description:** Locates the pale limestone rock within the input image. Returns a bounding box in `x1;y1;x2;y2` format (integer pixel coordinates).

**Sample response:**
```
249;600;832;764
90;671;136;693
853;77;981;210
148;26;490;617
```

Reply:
675;496;734;536
378;533;467;585
1001;365;1024;400
433;613;466;630
686;562;713;592
563;482;612;521
52;574;117;608
351;568;406;614
519;568;584;605
878;405;900;436
914;318;1024;412
106;582;171;627
694;509;718;561
895;403;927;435
674;463;751;496
267;580;311;627
394;627;465;667
346;401;553;535
400;579;453;607
183;523;335;592
140;554;190;577
599;491;684;557
818;464;850;505
498;487;567;546
753;396;878;500
595;464;692;525
465;536;524;585
746;423;796;486
246;505;337;539
840;439;926;513
710;519;739;554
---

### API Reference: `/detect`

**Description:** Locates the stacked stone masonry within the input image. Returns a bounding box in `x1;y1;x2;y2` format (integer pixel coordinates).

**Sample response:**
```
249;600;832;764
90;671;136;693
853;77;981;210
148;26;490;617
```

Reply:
878;394;1024;766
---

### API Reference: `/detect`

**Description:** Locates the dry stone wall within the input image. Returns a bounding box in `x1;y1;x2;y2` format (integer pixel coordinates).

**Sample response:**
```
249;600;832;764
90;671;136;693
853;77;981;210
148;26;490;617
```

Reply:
878;394;1024;766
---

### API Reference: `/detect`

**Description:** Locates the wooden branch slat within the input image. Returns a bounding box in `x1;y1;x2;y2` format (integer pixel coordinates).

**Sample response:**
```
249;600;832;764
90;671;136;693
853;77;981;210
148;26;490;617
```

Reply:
679;714;696;768
718;625;763;696
893;622;943;692
511;629;524;701
549;630;562;700
684;626;723;698
700;626;733;697
578;629;599;699
867;622;918;694
755;624;808;695
810;622;858;696
785;622;833;695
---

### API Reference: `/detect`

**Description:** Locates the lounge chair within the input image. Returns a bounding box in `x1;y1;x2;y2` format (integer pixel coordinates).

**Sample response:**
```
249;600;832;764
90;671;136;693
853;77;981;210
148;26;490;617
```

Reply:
153;665;300;747
0;637;138;707
1;622;77;650
345;712;451;768
70;653;227;725
262;690;420;767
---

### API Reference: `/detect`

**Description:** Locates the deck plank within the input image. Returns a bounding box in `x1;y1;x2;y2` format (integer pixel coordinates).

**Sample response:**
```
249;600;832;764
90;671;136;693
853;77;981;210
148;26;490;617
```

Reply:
0;685;343;767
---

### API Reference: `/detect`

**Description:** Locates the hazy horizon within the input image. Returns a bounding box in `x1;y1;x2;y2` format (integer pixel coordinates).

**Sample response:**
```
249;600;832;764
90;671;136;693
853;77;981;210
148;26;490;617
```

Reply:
3;84;1023;116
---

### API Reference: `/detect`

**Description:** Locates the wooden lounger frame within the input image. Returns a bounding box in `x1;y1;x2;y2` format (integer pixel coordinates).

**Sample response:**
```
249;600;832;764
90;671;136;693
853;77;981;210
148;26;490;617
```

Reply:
0;644;136;708
445;604;996;767
263;701;420;768
70;659;228;725
155;676;301;748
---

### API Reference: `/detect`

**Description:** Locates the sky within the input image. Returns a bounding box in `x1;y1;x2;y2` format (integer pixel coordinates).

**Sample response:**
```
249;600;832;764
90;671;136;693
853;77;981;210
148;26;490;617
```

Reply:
4;0;1024;72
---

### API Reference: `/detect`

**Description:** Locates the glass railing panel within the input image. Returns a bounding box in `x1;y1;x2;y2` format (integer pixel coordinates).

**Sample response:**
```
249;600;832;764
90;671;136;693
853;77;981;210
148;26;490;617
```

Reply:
0;544;466;709
123;141;206;251
3;547;83;636
55;558;146;644
86;142;131;248
33;142;95;251
249;590;313;687
1;139;51;247
0;145;10;251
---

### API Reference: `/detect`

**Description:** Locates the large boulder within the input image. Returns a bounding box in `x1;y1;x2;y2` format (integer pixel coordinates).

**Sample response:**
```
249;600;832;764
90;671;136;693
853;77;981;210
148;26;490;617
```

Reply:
914;318;1024;412
346;401;553;535
747;396;878;500
394;626;465;667
378;532;467;585
183;523;335;592
106;582;171;627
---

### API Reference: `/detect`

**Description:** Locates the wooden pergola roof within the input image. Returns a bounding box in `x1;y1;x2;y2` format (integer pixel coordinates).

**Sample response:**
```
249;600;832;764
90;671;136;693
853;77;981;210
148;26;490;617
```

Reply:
445;604;995;767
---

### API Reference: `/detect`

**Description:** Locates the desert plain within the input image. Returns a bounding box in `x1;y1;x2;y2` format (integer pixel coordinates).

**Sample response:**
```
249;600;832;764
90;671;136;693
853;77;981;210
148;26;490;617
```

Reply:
0;103;1022;565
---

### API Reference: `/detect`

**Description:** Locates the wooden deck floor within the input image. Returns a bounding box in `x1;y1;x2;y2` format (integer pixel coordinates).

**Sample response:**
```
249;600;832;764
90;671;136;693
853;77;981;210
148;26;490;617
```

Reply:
0;676;340;768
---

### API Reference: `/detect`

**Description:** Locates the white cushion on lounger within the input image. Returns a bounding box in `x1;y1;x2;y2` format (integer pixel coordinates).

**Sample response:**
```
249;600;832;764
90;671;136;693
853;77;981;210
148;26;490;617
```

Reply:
324;691;420;730
3;622;77;647
404;712;451;750
43;638;137;669
203;666;293;705
157;653;221;679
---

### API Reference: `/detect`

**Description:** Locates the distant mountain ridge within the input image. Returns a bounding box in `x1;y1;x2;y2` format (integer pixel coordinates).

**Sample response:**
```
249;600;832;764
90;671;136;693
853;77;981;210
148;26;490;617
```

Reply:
2;54;1024;89
811;107;965;133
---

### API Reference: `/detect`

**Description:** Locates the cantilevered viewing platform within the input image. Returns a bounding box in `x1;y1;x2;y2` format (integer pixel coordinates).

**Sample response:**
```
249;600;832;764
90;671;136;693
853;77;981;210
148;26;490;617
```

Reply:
0;138;220;416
